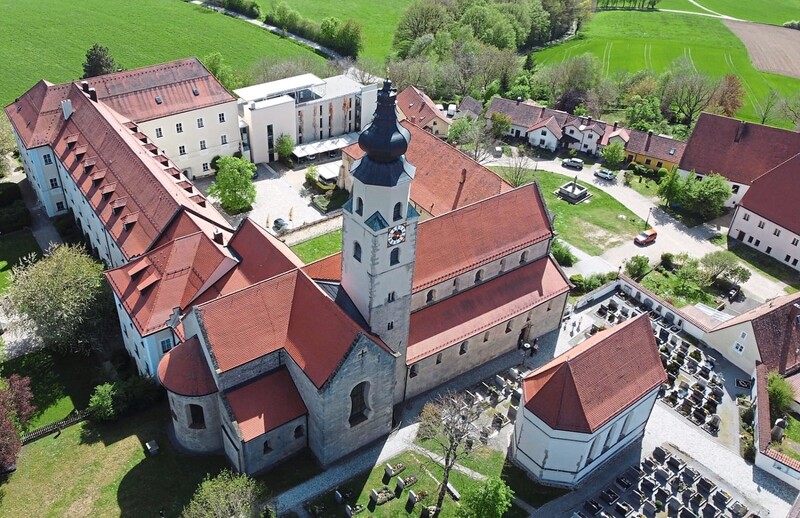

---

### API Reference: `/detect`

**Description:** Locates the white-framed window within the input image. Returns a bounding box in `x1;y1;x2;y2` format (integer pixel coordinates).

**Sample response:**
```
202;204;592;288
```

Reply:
196;117;204;128
179;145;186;155
56;201;65;211
43;153;52;165
387;291;395;302
733;342;745;354
160;338;173;353
218;113;226;123
221;134;228;145
176;123;183;133
774;228;781;237
758;221;765;229
199;139;207;150
743;213;750;221
202;162;210;172
155;127;163;138
793;238;799;246
49;178;58;189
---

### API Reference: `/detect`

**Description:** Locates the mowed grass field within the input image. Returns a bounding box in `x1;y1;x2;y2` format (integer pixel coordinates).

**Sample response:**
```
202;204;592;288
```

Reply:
689;0;800;25
0;0;324;106
536;11;800;125
255;0;410;62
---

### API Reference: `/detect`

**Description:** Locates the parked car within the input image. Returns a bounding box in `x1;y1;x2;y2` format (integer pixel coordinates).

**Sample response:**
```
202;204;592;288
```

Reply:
728;284;741;301
634;229;658;246
594;168;615;180
563;157;584;169
273;218;290;232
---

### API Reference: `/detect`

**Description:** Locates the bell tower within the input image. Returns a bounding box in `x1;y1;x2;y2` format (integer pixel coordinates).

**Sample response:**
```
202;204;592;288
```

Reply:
341;80;418;394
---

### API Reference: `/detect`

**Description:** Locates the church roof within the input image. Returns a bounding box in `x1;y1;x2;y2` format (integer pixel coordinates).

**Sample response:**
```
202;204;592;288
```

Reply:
408;256;569;363
226;368;307;441
158;337;217;397
523;314;666;434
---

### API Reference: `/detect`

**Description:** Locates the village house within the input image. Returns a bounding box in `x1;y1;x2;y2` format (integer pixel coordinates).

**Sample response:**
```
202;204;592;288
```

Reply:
396;86;451;137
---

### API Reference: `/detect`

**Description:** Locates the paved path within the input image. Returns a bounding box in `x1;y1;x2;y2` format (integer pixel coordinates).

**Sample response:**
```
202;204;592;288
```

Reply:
12;172;62;252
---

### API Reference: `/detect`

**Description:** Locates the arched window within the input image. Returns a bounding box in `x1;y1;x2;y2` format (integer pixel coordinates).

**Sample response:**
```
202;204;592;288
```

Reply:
390;248;400;265
263;440;272;454
393;202;403;221
426;289;436;303
356;197;364;215
294;425;305;438
499;259;505;272
410;364;419;378
475;269;484;284
453;278;460;291
187;404;205;429
349;382;369;426
520;250;529;264
353;242;362;262
506;320;514;333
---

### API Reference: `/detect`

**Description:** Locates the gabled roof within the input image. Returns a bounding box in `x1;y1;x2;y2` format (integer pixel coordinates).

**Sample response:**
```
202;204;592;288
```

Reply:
711;291;800;375
458;96;483;117
397;86;449;128
754;362;800;473
485;97;543;127
600;126;630;146
680;113;800;185
412;183;552;291
226;368;307;441
408;256;569;363
158;337;217;397
84;57;235;122
344;120;512;216
739;154;800;236
105;231;235;336
527;116;563;139
196;269;386;387
523;314;666;433
625;130;686;164
4;80;71;149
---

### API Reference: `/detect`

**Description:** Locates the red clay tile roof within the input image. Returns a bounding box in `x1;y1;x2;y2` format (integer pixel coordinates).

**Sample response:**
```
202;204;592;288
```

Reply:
680;113;800;185
196;270;381;387
413;183;552;291
485;98;545;128
752;361;799;473
302;253;343;280
344;120;511;216
739;154;800;235
84;58;235;122
151;209;233;251
600;127;630;146
527;116;563;139
106;231;236;336
225;368;307;441
157;337;217;397
397;86;448;128
625;130;686;164
523;314;666;433
4;80;71;149
408;256;569;363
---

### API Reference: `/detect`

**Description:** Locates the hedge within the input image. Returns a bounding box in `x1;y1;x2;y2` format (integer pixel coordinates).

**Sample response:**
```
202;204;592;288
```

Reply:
0;200;31;233
0;182;22;206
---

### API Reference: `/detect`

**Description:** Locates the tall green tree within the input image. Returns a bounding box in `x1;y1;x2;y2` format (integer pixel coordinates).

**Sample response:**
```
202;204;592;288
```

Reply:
201;52;241;91
657;169;683;207
600;141;625;168
8;244;108;354
82;44;119;79
275;134;294;163
335;19;364;57
489;112;512;138
182;469;268;518
682;173;731;221
458;477;514;518
208;156;257;213
624;255;650;280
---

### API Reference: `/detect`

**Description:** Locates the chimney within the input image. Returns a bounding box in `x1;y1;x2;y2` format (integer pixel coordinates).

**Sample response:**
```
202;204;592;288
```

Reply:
460;168;467;184
61;99;73;120
734;121;747;143
88;88;98;102
410;116;416;124
587;116;592;124
249;101;256;110
613;121;618;130
213;228;224;244
541;107;546;118
81;81;89;93
645;130;653;152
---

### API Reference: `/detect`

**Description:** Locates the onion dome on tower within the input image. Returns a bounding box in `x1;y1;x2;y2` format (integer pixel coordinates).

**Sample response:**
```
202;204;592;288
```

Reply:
351;80;416;187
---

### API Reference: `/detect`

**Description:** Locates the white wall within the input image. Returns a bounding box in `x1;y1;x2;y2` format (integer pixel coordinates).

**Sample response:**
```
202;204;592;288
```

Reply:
113;293;175;378
729;206;800;272
240;97;296;165
755;452;800;489
14;140;68;218
528;128;558;152
703;322;759;375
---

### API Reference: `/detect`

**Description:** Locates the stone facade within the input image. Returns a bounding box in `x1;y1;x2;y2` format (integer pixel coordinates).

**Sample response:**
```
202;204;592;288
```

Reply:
241;415;308;475
167;391;222;453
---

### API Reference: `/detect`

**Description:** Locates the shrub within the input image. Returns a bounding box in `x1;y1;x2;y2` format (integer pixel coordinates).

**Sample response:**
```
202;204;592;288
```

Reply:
88;377;163;421
661;252;675;270
120;376;163;411
739;405;754;427
657;167;668;180
689;349;702;362
569;272;612;294
767;371;795;418
623;170;633;186
624;255;650;280
551;239;577;267
567;148;577;158
784;20;800;30
0;182;22;206
223;0;261;18
742;438;755;463
0;200;31;233
305;170;318;186
88;382;122;421
210;155;221;171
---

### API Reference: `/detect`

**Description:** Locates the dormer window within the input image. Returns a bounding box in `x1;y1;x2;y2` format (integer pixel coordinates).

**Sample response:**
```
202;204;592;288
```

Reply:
155;96;162;105
356;197;364;216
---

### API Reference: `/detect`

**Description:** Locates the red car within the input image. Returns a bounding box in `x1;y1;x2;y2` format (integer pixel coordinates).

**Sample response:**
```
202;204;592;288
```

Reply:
634;229;657;245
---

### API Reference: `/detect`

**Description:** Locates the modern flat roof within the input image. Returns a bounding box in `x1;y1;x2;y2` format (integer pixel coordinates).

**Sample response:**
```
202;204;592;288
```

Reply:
234;73;325;102
317;75;364;100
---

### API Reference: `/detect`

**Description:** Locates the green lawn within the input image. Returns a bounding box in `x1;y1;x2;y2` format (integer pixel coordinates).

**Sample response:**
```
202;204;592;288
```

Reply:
290;229;343;263
641;269;721;308
255;0;411;62
0;230;40;293
626;176;660;200
493;168;645;256
690;0;800;25
655;0;712;14
726;239;800;293
0;0;324;106
535;11;800;126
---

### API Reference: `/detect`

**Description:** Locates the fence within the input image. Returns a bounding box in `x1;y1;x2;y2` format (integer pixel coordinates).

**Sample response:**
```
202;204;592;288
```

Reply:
22;409;91;444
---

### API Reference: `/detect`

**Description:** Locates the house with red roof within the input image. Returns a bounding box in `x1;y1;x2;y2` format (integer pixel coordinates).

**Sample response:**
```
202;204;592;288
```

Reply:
728;154;800;272
396;86;451;137
754;362;800;489
513;314;666;488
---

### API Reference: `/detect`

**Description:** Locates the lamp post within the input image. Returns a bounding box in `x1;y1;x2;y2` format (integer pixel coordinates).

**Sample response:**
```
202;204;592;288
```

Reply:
644;207;653;229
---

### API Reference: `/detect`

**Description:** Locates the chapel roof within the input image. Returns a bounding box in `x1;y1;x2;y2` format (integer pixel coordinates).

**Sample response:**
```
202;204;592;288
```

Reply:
158;337;218;397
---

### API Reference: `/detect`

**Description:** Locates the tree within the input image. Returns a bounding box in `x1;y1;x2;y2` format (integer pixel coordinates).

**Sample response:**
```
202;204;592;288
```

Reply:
661;59;718;126
8;244;107;354
418;392;481;517
448;116;491;163
334;19;364;58
682;173;731;221
394;0;451;58
504;146;531;187
489;112;511;138
600;141;625;169
201;52;241;91
275;134;294;164
699;250;740;284
0;375;35;469
657;169;683;207
625;95;668;133
756;88;781;125
767;371;795;419
208;156;257;213
624;255;650;280
458;477;514;518
780;92;800;130
182;469;267;518
82;44;119;79
713;75;745;117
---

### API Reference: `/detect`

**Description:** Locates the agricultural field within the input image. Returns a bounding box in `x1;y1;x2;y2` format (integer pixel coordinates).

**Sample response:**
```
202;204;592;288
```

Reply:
535;11;800;125
687;0;800;25
653;0;711;14
0;0;323;106
724;20;800;79
256;0;411;62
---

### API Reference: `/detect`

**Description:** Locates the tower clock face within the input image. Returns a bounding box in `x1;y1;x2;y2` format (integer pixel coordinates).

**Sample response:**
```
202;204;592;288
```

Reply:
387;224;406;246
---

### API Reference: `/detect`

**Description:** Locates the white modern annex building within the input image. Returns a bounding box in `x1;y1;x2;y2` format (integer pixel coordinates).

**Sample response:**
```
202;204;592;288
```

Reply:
513;315;666;488
234;74;377;163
